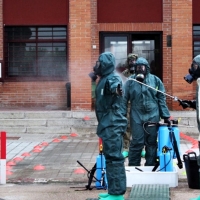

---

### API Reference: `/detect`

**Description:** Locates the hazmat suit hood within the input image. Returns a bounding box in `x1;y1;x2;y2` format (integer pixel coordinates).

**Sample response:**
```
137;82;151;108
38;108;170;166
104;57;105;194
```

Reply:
195;55;200;142
135;57;150;74
98;52;115;76
193;55;200;66
184;55;200;84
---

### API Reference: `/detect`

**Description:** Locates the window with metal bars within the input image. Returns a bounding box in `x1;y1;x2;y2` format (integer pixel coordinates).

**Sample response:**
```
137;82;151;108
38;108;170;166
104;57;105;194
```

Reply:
193;26;200;57
4;26;67;79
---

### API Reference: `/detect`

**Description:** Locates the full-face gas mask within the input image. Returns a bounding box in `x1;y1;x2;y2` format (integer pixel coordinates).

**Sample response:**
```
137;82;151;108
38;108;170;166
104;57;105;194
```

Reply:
88;61;102;81
135;65;147;82
128;58;136;74
184;62;200;84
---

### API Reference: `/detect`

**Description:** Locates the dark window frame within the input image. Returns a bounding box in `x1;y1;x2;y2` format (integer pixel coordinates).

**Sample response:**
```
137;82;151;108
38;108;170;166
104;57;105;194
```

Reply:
193;25;200;58
4;26;68;82
100;32;130;53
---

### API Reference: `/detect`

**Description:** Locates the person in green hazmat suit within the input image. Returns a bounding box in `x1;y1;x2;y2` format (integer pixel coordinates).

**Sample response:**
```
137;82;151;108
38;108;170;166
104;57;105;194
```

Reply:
179;54;200;200
180;55;200;111
121;53;139;158
121;57;170;166
90;52;128;200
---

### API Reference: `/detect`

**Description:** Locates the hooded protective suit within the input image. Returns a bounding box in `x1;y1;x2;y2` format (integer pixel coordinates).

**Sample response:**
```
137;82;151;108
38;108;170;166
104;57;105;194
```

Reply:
121;57;170;166
95;52;128;195
121;53;138;157
191;56;200;166
191;55;200;134
181;56;200;198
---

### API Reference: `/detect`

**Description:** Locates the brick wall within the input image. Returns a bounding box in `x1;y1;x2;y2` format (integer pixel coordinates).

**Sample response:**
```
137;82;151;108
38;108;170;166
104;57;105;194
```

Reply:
0;0;195;111
163;0;172;109
92;0;193;111
171;0;193;110
69;0;92;110
0;81;67;109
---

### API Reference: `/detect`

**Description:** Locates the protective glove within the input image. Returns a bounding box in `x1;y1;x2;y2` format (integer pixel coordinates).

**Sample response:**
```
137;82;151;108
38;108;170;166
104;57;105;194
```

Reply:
88;72;98;82
189;100;196;109
178;99;190;109
116;84;123;96
178;99;196;109
164;118;171;126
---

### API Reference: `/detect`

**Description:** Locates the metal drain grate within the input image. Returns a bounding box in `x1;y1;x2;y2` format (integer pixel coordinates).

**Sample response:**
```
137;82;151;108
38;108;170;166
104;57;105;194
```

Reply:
86;184;169;200
86;199;131;200
129;184;169;200
86;199;99;200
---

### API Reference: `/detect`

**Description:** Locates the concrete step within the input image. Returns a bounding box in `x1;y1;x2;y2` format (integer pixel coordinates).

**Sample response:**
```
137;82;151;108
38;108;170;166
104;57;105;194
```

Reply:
0;118;96;127
0;110;96;119
0;111;97;135
0;110;198;136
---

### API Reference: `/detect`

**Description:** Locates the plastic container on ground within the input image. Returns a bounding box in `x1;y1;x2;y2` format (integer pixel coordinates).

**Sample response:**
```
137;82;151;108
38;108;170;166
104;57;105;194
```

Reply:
183;152;200;189
125;166;178;188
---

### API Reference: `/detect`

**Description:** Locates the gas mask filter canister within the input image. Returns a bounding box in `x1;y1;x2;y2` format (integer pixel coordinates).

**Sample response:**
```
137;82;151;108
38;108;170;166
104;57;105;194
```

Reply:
88;61;102;81
135;74;145;82
135;65;146;82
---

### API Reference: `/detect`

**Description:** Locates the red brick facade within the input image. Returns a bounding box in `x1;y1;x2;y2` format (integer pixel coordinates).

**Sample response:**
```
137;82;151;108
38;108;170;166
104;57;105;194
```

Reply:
71;0;194;110
0;0;197;110
171;0;193;110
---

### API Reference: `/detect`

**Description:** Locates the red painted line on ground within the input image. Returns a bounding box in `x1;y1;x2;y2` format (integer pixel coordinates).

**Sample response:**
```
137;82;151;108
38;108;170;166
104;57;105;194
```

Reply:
34;145;42;149
180;132;198;153
6;170;13;175
33;165;45;170
60;135;68;140
13;157;23;162
6;165;12;170
191;143;199;149
74;168;86;174
7;161;16;166
52;138;61;143
32;148;42;153
70;133;78;137
180;132;198;142
185;149;194;154
83;116;90;121
21;152;31;157
40;142;49;146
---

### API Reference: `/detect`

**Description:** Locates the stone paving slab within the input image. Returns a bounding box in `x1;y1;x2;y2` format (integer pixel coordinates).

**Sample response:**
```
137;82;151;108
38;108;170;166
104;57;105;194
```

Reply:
6;135;99;184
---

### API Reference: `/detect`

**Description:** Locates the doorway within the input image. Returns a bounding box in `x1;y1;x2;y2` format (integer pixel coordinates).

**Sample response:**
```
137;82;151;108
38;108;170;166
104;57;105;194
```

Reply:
100;32;162;80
